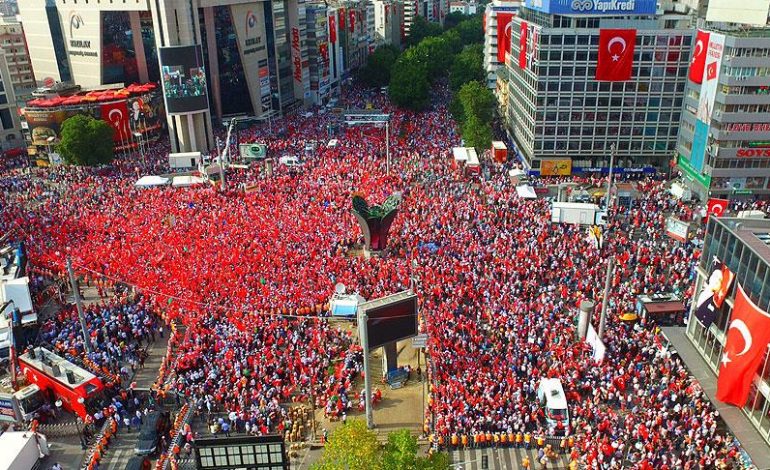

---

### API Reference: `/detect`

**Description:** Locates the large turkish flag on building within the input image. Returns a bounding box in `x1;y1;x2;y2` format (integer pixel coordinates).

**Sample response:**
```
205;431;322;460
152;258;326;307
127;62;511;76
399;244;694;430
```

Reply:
716;283;770;407
518;21;528;69
101;101;130;143
689;29;710;84
706;197;729;221
496;13;514;64
596;29;636;81
329;15;336;43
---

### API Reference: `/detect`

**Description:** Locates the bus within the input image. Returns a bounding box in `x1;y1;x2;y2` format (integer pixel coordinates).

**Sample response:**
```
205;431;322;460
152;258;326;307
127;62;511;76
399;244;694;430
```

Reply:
18;348;105;419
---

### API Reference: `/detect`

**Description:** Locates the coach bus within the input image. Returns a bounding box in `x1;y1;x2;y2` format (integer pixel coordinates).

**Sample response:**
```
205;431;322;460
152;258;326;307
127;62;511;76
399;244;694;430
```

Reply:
18;347;105;419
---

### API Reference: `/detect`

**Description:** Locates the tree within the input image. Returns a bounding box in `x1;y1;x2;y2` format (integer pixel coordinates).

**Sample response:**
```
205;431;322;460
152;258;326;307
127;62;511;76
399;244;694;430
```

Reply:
462;114;493;152
443;11;468;30
312;420;382;470
360;45;401;88
389;54;430;111
382;430;450;470
450;44;485;92
412;36;454;79
458;81;496;124
455;16;484;46
57;114;115;166
406;16;443;47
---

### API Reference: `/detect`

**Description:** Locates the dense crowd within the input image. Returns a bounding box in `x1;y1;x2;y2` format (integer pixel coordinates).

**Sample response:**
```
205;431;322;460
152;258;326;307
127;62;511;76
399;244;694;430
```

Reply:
0;83;762;468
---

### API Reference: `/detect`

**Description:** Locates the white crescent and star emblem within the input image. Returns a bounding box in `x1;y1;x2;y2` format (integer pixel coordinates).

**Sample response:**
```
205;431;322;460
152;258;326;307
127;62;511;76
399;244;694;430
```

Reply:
108;109;125;137
504;20;513;40
607;36;627;62
710;202;725;215
692;40;704;63
722;319;753;366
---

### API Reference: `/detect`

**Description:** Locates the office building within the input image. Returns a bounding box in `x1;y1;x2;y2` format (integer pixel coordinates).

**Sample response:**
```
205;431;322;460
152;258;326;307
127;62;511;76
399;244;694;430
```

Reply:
0;51;19;148
373;0;404;48
505;0;695;174
676;22;770;199
686;216;770;449
0;17;35;93
449;1;477;15
483;0;520;89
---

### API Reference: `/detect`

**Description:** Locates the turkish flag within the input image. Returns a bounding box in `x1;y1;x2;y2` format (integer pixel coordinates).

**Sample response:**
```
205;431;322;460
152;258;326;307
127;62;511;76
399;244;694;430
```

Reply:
349;11;355;33
706;61;718;81
329;15;336;43
716;283;770;407
339;9;345;30
689;30;710;84
706;197;729;221
101;101;130;143
596;29;636;81
497;13;514;65
518;21;528;68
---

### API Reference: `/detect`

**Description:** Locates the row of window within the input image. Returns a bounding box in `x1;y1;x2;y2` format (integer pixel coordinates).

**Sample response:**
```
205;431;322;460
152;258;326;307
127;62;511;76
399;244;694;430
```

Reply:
712;158;770;170
535;139;675;152
724;46;770;59
537;111;681;122
537;49;690;63
723;67;770;78
535;33;690;47
536;80;685;94
539;126;679;137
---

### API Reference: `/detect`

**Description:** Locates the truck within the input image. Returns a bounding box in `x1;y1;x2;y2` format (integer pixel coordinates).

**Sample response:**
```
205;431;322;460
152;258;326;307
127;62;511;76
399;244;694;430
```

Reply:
491;141;507;164
168;152;202;171
0;431;50;470
550;202;603;226
0;384;47;424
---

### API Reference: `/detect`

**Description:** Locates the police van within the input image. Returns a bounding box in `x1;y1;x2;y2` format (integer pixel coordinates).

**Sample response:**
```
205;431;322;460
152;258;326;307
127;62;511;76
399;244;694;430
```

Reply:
537;378;570;435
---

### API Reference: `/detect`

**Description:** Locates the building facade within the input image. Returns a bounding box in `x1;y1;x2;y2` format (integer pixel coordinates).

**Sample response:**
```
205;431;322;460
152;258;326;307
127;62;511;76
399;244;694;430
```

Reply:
0;17;35;94
483;0;520;89
0;51;19;148
676;27;770;201
505;0;695;174
686;216;770;446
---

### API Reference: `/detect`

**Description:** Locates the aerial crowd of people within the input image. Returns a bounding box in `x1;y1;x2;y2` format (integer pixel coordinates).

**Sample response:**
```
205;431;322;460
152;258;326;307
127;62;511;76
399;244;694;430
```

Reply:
0;82;764;469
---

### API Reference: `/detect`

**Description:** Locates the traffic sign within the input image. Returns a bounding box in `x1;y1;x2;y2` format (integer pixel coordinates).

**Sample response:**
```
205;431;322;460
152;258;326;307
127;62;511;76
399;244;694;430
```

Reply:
412;334;428;348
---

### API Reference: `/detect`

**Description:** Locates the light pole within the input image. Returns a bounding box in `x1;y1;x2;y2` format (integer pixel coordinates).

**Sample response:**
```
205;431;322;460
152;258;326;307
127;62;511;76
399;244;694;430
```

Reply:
66;257;93;354
133;132;145;167
357;310;374;429
2;300;17;385
598;143;616;340
46;136;55;164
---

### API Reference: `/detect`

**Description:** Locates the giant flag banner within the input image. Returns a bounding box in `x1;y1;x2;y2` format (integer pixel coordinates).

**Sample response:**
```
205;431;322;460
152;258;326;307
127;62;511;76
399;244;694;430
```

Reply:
689;30;710;84
694;257;734;328
690;32;725;172
329;15;337;43
717;283;770;407
497;13;515;64
596;29;636;81
518;21;528;68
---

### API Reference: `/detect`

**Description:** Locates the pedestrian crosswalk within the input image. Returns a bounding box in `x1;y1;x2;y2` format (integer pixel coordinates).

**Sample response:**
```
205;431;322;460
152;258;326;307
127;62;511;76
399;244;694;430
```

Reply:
450;446;571;470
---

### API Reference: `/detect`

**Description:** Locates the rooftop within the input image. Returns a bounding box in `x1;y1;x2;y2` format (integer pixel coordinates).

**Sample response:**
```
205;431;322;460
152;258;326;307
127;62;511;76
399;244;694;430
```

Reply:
717;217;770;262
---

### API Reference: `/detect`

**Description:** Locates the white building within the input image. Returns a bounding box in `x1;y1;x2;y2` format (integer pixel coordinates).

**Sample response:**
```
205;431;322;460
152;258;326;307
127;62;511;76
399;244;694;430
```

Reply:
483;0;520;89
449;1;478;15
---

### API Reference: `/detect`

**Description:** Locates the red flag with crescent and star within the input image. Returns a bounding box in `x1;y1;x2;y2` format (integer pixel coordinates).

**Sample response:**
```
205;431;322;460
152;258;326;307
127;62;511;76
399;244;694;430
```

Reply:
518;21;528;69
329;15;336;43
716;283;770;407
689;29;710;84
706;197;729;221
100;101;130;143
496;12;514;65
596;29;636;81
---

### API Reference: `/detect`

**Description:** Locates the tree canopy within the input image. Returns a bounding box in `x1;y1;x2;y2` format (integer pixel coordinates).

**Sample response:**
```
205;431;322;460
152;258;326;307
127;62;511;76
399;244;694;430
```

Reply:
57;114;114;166
457;81;496;151
359;45;401;88
450;44;485;92
406;16;444;47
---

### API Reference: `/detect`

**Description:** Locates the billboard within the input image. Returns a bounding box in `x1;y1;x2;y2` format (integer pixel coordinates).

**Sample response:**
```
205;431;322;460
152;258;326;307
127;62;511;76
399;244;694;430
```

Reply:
706;0;770;27
231;2;271;117
363;291;418;349
24;110;76;145
540;159;572;176
239;143;267;160
690;33;725;173
525;0;657;15
159;45;209;114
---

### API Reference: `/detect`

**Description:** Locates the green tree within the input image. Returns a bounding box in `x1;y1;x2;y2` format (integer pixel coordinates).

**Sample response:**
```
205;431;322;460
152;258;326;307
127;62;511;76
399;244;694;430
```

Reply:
443;11;468;30
454;16;484;46
57;114;115;166
450;44;485;92
458;80;496;124
389;54;430;110
462;114;494;152
312;420;382;470
412;36;454;79
449;95;466;126
382;430;451;470
406;16;443;47
360;45;401;88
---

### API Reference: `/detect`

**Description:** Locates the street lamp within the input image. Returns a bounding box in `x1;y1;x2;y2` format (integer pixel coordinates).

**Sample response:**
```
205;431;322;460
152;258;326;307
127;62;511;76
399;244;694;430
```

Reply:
598;143;617;339
75;398;86;449
45;136;56;165
133;132;146;167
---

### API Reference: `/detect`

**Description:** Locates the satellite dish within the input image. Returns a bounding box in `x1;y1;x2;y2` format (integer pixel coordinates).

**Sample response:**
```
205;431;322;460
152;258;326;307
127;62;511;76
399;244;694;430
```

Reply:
335;283;346;295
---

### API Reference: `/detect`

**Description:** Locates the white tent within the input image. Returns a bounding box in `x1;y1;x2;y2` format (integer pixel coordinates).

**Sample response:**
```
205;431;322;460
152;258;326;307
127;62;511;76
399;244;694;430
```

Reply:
172;176;206;188
515;185;537;199
134;175;170;187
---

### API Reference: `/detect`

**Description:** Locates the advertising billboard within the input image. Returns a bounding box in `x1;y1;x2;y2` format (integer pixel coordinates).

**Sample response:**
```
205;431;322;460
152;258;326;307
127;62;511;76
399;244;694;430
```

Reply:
540;159;572;176
364;292;418;349
159;45;209;114
524;0;657;15
690;33;725;173
24;110;76;145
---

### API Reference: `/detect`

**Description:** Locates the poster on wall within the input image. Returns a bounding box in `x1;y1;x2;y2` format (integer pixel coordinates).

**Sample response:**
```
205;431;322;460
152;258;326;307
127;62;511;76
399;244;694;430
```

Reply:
540;159;572;176
24;110;76;145
159;45;209;114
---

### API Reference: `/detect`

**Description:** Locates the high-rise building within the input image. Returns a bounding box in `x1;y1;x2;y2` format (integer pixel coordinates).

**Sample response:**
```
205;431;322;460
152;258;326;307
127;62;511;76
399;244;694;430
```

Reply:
0;51;20;148
0;17;35;93
685;216;770;450
675;7;770;200
483;0;520;89
505;0;696;174
403;0;418;37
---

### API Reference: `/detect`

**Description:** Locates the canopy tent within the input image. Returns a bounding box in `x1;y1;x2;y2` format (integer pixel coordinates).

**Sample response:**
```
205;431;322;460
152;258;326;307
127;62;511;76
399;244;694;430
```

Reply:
134;175;170;187
172;175;206;188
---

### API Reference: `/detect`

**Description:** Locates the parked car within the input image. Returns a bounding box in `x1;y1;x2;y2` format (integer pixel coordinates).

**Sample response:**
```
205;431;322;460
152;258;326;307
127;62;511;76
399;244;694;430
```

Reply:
134;411;171;456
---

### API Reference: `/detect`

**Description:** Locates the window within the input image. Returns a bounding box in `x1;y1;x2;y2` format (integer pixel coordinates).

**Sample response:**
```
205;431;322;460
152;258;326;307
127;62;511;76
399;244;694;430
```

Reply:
0;109;12;130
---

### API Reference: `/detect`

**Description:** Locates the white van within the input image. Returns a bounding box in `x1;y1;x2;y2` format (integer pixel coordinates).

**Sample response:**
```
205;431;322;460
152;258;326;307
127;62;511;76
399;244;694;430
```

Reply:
279;155;303;168
537;378;570;434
